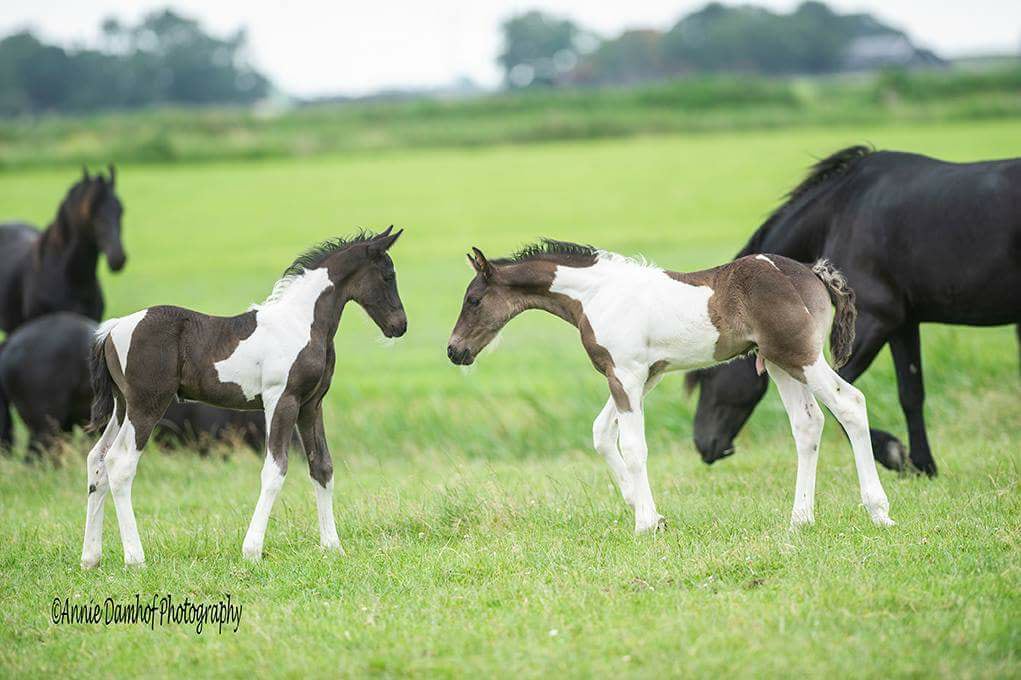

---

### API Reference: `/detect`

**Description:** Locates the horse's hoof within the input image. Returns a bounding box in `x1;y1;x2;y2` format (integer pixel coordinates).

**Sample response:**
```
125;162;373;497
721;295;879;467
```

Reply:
871;514;896;527
635;514;667;534
80;555;101;570
320;541;346;556
790;512;815;529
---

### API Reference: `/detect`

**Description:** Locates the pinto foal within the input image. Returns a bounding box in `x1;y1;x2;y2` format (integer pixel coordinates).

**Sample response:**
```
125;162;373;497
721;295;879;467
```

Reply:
448;240;894;533
81;228;406;568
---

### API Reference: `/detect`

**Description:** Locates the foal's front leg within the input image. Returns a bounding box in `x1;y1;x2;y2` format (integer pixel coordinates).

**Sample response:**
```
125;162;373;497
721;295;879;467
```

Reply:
243;390;298;561
297;400;343;554
614;371;664;533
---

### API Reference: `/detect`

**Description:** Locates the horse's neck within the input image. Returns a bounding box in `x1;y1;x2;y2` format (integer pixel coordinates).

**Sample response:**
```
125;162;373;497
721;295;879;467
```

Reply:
257;268;342;339
37;214;98;283
740;188;839;259
534;257;648;326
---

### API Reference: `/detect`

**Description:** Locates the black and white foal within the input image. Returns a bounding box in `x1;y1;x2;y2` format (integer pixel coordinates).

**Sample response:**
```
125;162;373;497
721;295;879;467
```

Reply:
81;228;406;568
448;240;894;533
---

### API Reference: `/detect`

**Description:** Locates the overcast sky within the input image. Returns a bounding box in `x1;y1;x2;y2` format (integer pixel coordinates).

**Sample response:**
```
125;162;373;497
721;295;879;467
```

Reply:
3;1;1019;96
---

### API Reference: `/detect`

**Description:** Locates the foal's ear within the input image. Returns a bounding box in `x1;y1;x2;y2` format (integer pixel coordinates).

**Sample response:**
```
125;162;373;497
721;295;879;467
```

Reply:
81;165;90;182
368;226;403;257
470;247;494;279
107;163;116;187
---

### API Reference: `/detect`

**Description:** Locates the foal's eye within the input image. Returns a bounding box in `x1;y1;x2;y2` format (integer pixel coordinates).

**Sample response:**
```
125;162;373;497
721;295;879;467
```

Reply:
467;297;480;307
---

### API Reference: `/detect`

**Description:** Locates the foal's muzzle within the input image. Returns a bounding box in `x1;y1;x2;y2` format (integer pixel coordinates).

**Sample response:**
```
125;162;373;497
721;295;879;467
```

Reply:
384;317;408;338
447;344;475;366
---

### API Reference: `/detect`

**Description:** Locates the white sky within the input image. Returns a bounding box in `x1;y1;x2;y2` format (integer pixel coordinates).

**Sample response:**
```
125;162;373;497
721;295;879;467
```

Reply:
2;1;1019;96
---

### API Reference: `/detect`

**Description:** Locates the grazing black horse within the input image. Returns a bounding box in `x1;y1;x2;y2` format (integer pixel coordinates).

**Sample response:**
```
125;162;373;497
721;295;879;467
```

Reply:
0;166;126;333
0;313;265;457
686;146;1021;476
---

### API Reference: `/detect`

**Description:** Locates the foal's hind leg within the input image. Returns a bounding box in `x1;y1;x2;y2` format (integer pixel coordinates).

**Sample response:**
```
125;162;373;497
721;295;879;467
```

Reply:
105;397;172;566
243;390;298;561
80;399;123;569
803;356;894;527
766;363;825;527
297;400;343;554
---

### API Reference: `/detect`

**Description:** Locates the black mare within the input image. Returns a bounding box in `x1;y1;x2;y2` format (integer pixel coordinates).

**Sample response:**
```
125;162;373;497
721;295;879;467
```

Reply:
687;146;1021;476
0;166;126;333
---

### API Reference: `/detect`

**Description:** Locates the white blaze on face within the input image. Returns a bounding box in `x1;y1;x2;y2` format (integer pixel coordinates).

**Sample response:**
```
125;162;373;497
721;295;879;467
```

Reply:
215;268;333;403
107;309;149;374
549;253;720;371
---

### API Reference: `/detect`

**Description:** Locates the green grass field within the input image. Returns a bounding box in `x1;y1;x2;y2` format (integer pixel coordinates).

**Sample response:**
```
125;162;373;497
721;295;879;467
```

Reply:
0;120;1018;677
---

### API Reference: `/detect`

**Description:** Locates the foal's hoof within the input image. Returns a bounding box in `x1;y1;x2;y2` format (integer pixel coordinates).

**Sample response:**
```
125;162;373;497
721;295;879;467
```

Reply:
80;555;101;570
242;545;263;562
320;541;346;557
789;512;815;529
871;514;897;528
635;514;667;534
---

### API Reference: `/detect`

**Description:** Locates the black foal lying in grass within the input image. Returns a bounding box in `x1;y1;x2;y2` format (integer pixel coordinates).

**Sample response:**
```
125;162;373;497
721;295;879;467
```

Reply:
81;227;406;568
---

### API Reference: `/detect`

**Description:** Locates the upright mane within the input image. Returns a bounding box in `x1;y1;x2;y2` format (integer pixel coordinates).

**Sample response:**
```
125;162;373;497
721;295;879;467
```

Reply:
257;229;381;308
738;144;873;256
493;238;598;266
281;229;381;278
38;174;113;254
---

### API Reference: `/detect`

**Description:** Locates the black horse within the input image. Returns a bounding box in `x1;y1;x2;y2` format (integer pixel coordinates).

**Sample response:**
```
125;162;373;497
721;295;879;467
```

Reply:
0;166;126;333
0;313;265;457
687;145;1021;476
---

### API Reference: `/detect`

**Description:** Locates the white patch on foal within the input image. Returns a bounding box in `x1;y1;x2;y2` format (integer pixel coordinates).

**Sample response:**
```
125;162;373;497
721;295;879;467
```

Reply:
215;268;333;405
550;252;720;371
102;309;148;373
756;254;781;271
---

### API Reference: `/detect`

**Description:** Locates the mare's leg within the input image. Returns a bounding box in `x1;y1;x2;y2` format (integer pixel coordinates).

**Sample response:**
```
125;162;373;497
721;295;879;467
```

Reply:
888;323;936;476
804;356;894;527
80;398;123;569
592;397;632;507
242;390;298;561
767;362;825;527
614;370;664;533
297;400;343;554
106;395;173;566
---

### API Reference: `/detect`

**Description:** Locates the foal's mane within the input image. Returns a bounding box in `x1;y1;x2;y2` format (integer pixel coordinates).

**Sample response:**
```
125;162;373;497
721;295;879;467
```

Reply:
737;144;873;256
281;229;381;278
493;238;598;265
257;229;382;308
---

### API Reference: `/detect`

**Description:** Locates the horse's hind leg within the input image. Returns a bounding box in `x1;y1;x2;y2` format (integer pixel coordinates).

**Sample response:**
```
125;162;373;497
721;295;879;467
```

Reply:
105;396;173;566
803;355;894;527
766;362;824;527
81;398;123;569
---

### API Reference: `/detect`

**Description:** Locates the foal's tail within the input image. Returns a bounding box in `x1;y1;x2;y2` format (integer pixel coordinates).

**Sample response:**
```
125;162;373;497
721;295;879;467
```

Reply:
87;319;119;432
812;259;857;369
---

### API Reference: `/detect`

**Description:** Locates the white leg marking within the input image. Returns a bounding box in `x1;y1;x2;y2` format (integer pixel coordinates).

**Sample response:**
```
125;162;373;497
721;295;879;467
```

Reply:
105;415;146;565
314;479;343;553
767;362;824;528
803;356;894;526
243;389;286;561
617;405;663;533
592;397;633;507
80;404;120;569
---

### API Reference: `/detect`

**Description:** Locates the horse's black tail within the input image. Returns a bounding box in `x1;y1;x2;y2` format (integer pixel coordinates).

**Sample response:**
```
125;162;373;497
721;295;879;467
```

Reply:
812;259;857;369
0;340;12;451
87;319;118;432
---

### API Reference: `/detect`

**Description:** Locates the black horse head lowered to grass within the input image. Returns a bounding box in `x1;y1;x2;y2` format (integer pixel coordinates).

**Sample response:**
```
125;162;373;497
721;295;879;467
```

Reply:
0;166;126;333
686;145;1021;477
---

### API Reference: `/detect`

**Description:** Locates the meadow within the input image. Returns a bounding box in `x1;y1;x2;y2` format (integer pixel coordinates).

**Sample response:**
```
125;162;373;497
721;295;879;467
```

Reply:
0;119;1018;677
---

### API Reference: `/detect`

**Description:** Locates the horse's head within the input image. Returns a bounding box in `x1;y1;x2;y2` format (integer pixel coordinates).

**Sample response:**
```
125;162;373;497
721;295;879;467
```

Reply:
685;356;768;464
335;226;407;338
72;165;126;272
448;247;530;366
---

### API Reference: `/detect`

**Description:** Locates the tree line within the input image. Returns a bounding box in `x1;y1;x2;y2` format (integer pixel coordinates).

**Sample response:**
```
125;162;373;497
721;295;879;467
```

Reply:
499;1;944;88
0;9;269;116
